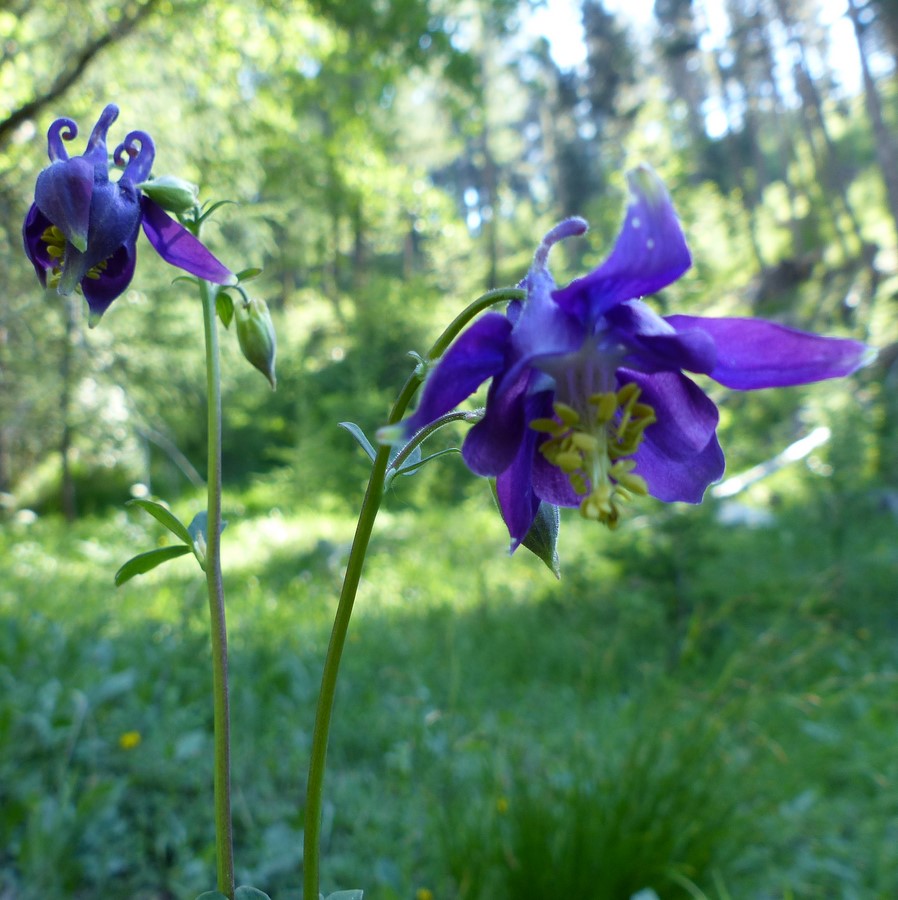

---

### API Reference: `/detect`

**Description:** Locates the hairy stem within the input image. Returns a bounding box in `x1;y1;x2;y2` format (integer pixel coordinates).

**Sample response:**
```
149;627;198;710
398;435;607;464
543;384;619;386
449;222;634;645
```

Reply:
200;277;235;898
301;286;523;898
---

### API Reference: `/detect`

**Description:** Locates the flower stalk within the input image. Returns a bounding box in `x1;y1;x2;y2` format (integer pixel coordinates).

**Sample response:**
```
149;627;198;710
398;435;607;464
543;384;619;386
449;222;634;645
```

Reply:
301;286;523;899
200;275;235;899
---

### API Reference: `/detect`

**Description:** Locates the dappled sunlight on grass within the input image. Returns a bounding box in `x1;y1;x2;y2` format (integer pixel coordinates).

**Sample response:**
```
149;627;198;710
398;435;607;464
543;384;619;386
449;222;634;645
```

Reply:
2;470;898;896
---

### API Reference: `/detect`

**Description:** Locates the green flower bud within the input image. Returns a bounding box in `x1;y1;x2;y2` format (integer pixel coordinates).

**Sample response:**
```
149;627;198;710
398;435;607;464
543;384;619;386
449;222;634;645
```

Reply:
235;296;277;389
136;175;199;215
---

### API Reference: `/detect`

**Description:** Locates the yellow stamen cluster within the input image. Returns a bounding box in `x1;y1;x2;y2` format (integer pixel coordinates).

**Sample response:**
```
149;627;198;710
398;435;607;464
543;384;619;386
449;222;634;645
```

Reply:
530;383;656;527
40;225;107;292
41;225;67;289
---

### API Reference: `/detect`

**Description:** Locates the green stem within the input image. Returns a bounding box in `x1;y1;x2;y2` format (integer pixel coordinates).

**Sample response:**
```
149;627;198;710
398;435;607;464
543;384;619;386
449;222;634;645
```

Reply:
200;277;235;899
301;286;523;898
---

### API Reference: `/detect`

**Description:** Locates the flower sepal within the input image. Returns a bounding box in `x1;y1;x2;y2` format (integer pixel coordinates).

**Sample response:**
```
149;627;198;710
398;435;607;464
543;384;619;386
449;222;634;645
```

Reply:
491;481;561;577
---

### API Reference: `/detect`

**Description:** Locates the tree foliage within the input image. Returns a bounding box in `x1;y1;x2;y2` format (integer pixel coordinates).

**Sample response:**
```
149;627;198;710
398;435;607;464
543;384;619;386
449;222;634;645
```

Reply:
0;0;894;513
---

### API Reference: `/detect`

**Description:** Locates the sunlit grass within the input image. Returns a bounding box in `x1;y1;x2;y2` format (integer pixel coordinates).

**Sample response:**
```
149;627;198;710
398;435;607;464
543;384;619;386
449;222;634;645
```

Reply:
1;468;897;897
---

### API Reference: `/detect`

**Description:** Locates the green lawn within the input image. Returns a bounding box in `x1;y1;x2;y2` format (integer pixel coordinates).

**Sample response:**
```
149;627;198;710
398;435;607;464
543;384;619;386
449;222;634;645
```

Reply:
1;475;897;899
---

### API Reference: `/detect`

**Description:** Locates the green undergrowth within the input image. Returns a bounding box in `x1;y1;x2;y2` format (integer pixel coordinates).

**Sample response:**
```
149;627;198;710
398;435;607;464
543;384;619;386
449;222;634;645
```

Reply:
0;473;896;899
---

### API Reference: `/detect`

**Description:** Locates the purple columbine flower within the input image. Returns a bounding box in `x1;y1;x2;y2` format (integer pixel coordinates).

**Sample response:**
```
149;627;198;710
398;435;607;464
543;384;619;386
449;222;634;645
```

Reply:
401;165;871;547
23;104;235;323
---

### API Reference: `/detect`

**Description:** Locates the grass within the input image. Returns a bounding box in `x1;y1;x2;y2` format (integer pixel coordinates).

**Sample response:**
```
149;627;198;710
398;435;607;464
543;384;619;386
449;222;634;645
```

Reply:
1;468;897;899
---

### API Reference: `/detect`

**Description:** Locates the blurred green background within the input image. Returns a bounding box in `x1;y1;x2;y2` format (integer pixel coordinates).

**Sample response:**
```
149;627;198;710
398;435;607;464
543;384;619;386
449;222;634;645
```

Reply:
1;0;897;897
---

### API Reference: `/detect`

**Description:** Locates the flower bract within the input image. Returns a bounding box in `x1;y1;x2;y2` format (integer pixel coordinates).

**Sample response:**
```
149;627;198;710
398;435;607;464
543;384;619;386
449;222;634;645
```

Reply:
401;165;871;548
23;104;235;323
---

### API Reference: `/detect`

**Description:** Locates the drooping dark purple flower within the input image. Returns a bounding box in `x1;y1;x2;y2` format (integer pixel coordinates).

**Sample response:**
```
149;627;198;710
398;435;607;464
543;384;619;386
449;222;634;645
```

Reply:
23;104;235;323
401;166;871;547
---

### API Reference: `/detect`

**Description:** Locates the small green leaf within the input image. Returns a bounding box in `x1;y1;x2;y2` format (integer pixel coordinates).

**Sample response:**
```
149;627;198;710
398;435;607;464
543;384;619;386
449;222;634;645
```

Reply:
187;511;227;566
339;421;377;462
396;446;459;476
324;892;364;900
217;291;235;328
126;498;194;546
114;545;192;586
235;888;273;900
188;510;209;562
236;267;263;282
194;892;229;900
198;199;237;223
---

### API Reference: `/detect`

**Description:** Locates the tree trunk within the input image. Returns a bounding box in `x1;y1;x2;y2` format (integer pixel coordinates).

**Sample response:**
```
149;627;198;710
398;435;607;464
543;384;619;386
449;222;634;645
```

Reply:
773;0;866;254
0;324;9;495
847;0;898;247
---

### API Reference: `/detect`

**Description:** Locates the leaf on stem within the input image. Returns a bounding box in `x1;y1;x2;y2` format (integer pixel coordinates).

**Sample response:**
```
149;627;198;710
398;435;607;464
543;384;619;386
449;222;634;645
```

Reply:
198;198;237;224
393;446;459;478
126;498;193;546
339;421;377;462
216;291;235;328
114;545;192;586
235;888;274;900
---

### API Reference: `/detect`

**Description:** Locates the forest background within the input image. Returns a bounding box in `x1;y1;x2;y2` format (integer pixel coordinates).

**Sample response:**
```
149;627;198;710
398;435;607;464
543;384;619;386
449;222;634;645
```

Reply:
2;0;898;897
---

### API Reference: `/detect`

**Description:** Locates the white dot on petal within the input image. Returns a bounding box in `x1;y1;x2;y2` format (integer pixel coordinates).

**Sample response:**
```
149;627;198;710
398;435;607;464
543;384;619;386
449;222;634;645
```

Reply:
647;238;655;249
632;217;641;228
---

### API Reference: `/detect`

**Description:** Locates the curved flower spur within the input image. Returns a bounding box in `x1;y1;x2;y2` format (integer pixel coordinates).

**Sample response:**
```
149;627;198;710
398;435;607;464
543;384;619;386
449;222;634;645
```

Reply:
398;165;872;548
23;103;235;324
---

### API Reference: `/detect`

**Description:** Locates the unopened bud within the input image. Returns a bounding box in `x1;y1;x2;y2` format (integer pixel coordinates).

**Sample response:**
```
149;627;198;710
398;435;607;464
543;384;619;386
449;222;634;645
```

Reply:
137;175;200;215
235;296;277;389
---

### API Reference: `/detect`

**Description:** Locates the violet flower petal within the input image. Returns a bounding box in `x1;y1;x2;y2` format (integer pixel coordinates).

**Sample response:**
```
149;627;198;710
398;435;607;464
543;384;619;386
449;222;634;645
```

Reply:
496;391;555;547
623;369;724;501
139;197;235;285
23;205;53;285
666;315;871;389
83;180;142;269
82;104;119;170
115;130;156;186
605;299;717;374
33;156;94;253
403;312;513;435
81;242;137;323
462;365;532;476
47;117;78;162
551;166;691;321
530;443;583;508
510;266;584;363
622;368;720;462
632;428;725;503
